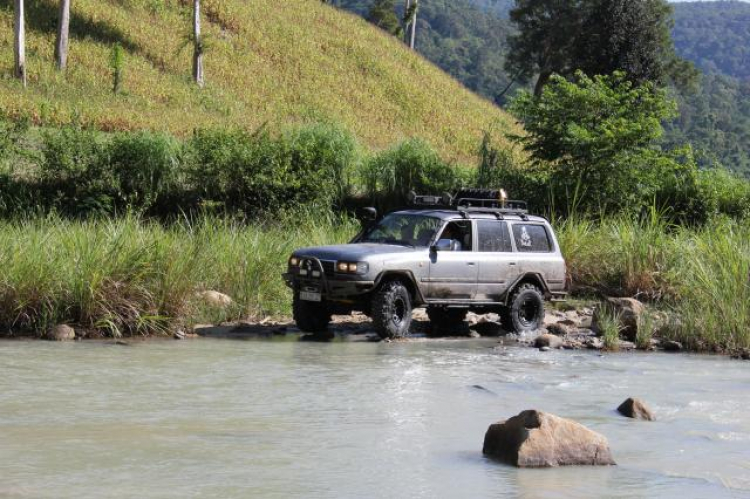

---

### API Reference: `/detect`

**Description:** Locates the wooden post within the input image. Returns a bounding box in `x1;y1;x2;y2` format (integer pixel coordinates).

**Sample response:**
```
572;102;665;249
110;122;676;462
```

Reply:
193;0;204;87
403;0;411;44
55;0;71;71
408;0;418;49
14;0;26;86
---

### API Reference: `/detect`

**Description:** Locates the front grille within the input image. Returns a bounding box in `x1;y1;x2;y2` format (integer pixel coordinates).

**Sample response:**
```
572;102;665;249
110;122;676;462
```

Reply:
321;260;336;277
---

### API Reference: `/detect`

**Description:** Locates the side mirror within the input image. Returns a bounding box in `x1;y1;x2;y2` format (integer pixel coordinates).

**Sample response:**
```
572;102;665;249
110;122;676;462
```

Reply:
432;239;457;252
357;207;378;225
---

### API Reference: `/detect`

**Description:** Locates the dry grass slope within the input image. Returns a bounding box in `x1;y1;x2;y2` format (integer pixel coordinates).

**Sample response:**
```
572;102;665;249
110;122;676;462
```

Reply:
0;0;518;162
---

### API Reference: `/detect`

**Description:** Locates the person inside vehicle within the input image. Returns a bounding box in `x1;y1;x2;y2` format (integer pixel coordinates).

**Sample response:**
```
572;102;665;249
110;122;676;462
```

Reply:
437;223;465;251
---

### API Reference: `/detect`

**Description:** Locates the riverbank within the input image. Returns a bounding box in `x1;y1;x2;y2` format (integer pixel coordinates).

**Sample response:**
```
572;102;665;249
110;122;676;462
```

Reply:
0;215;748;354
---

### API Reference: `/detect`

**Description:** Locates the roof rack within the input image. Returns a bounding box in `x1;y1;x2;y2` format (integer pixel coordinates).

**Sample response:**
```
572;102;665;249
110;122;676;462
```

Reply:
407;190;530;218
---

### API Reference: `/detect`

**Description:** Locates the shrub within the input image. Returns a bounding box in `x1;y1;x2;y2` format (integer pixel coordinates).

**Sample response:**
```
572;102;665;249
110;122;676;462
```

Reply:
40;126;116;216
362;138;464;209
186;124;352;214
107;131;183;212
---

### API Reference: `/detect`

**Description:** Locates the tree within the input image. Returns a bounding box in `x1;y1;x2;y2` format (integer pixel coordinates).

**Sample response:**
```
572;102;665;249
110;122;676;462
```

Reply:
193;0;204;87
576;0;696;89
506;0;694;96
509;71;684;213
505;0;585;97
55;0;71;71
367;0;403;37
14;0;26;86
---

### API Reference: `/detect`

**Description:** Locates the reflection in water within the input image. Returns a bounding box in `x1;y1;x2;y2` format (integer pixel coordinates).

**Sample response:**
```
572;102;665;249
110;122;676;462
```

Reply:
0;338;748;498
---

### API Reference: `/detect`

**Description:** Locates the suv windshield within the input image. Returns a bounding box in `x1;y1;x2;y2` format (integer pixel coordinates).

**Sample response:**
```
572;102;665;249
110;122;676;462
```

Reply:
359;214;442;247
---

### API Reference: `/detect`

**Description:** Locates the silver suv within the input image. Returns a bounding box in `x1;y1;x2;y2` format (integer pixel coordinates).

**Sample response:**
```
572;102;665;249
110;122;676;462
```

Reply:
283;190;567;339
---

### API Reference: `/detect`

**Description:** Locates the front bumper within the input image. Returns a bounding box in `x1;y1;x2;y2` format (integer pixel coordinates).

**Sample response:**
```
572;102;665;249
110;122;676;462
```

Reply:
282;256;375;300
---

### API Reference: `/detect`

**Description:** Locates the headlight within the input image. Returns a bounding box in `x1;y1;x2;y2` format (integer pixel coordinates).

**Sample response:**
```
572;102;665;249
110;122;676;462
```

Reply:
289;256;300;267
336;261;369;275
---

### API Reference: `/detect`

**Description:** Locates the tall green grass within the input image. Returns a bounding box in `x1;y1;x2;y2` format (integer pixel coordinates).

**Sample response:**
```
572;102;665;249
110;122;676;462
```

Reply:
0;212;357;337
556;215;750;352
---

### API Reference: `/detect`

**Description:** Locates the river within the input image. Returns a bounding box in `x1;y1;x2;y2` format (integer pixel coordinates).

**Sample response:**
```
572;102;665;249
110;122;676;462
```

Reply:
1;336;748;498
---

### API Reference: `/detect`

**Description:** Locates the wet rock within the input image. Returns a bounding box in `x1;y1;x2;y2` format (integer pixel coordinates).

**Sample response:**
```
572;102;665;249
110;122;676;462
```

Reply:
618;340;636;351
534;334;563;349
483;410;616;467
586;337;604;350
539;346;551;352
741;349;750;361
173;330;186;340
196;290;233;308
663;340;683;352
547;322;574;337
617;398;655;421
47;324;75;341
594;298;645;341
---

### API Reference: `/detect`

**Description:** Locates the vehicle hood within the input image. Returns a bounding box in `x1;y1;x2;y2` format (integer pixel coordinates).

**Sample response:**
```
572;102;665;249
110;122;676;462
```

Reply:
294;243;417;261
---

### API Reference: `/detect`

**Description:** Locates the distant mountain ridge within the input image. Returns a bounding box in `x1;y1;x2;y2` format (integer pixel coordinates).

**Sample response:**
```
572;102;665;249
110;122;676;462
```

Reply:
671;0;750;81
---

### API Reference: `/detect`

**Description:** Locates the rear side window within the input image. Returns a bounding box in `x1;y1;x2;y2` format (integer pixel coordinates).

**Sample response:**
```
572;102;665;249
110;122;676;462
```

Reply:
512;224;553;252
477;220;513;252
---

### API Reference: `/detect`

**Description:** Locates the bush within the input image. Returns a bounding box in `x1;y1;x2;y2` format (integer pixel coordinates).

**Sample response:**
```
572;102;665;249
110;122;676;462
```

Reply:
186;124;356;214
107;131;183;212
362;138;464;210
40;126;115;216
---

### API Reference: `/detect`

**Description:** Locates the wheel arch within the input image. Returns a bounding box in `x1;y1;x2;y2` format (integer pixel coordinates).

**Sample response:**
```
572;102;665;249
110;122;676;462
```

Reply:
374;270;425;306
504;273;550;305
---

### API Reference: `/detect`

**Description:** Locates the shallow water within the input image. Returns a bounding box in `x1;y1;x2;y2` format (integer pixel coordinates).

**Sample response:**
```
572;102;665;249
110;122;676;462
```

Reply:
1;336;749;499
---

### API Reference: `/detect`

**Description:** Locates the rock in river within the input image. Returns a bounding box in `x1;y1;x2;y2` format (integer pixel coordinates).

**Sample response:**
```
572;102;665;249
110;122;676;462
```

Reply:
534;334;563;349
617;398;655;421
483;410;616;467
47;324;75;341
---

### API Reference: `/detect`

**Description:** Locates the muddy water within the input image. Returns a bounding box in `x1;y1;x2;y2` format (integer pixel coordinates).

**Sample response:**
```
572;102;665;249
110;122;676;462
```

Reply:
1;337;749;499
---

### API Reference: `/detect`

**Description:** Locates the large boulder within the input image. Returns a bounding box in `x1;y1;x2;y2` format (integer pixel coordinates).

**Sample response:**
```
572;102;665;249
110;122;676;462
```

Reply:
47;324;76;341
483;410;616;467
617;398;655;421
594;298;645;341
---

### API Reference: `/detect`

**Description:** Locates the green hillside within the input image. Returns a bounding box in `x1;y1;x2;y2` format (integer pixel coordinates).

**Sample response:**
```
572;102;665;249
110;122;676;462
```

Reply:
0;0;517;162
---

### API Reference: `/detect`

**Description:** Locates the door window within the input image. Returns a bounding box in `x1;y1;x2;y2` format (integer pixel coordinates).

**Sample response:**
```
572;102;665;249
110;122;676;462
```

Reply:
477;220;513;252
436;221;473;251
512;224;553;252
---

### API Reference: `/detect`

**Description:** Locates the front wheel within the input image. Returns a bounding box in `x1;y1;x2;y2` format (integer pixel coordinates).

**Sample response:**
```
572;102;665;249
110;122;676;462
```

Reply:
371;280;413;339
503;283;544;333
293;294;332;332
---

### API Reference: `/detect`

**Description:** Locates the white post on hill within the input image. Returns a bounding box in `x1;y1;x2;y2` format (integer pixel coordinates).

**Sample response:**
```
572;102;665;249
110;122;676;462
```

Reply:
193;0;204;88
14;0;26;86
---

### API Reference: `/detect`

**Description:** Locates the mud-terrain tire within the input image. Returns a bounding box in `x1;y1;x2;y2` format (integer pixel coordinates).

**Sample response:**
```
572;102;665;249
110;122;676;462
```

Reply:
293;294;332;332
426;307;468;336
503;283;544;334
372;280;413;339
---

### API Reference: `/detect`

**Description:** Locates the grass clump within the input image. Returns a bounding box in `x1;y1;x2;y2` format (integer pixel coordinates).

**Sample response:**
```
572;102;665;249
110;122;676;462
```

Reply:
596;305;622;351
0;212;358;337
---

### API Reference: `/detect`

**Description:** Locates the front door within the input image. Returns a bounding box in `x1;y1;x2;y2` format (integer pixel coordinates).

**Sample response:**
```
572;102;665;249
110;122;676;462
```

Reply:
427;221;477;300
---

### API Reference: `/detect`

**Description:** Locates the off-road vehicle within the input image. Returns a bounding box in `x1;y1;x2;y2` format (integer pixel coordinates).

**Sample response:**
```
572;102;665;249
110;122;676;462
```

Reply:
283;190;567;339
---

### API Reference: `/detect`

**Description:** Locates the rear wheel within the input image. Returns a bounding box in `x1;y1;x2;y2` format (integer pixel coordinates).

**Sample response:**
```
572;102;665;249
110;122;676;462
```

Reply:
427;307;468;336
293;294;332;332
503;283;544;333
372;280;413;339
